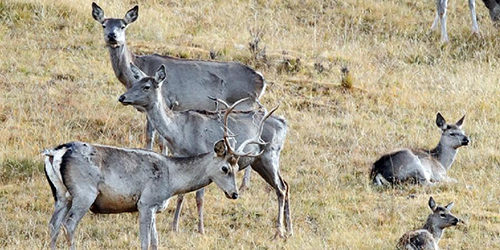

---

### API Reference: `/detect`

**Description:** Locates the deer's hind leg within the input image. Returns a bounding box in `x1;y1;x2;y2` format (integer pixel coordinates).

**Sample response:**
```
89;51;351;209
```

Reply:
62;191;98;250
251;151;292;238
49;199;71;250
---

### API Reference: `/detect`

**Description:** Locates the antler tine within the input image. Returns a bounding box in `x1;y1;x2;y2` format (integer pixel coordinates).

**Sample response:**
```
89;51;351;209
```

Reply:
209;96;231;109
222;97;251;154
233;105;279;157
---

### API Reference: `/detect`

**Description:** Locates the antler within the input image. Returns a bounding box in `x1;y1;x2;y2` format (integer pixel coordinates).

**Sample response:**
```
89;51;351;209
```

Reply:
233;106;278;157
220;97;278;157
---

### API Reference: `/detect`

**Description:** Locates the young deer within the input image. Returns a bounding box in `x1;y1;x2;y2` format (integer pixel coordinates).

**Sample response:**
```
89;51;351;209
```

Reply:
397;197;460;250
431;0;500;43
371;113;469;186
91;3;265;190
43;138;240;250
119;64;292;238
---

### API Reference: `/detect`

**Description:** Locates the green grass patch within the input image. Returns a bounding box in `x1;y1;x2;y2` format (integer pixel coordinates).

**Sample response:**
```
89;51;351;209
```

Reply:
0;158;43;183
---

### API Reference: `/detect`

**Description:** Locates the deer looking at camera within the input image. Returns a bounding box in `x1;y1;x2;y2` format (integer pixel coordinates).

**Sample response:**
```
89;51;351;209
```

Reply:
119;64;292;238
91;2;266;189
371;113;469;186
397;197;461;250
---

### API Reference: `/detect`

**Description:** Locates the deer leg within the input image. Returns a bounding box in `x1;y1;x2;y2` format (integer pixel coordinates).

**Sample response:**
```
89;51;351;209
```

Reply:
482;0;500;22
251;154;289;239
158;135;169;155
196;189;205;234
437;0;449;43
283;179;293;236
239;166;252;192
146;118;155;150
172;194;184;232
62;194;96;250
150;214;159;250
273;180;286;239
138;207;154;250
431;12;439;30
49;200;71;250
469;0;480;35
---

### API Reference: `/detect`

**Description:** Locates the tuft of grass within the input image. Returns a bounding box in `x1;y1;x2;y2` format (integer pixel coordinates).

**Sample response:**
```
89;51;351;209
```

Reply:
0;158;43;183
340;66;354;89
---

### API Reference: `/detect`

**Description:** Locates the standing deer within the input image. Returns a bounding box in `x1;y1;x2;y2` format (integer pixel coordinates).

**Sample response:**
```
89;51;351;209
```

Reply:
431;0;500;43
371;113;469;186
397;197;460;250
91;2;265;189
43;137;242;249
118;64;292;238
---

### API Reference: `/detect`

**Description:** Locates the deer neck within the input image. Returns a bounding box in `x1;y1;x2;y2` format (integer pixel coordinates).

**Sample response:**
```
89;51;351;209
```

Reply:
108;43;136;89
430;141;457;170
146;95;180;146
422;218;444;244
169;153;213;195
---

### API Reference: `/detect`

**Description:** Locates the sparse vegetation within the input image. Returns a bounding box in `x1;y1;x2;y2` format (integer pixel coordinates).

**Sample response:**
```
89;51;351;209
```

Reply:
0;0;499;249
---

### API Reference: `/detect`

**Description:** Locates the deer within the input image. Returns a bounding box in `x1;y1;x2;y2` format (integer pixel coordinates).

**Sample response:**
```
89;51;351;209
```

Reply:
91;2;266;190
431;0;500;43
118;64;292;238
397;197;461;250
42;119;254;249
370;113;469;186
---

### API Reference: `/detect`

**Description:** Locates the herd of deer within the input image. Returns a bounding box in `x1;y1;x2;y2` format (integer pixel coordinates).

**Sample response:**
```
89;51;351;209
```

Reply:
40;2;482;250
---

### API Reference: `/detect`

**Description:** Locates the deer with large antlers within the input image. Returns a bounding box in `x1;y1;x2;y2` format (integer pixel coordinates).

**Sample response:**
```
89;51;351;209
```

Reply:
119;64;292;238
43;137;240;250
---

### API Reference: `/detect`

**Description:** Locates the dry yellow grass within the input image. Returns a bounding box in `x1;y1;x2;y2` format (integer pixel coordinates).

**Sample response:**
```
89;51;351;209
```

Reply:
0;0;499;249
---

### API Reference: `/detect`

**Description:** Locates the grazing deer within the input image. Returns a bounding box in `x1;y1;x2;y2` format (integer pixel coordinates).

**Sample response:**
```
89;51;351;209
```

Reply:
91;2;265;189
119;64;292;238
397;197;460;250
371;113;469;186
43;137;241;250
431;0;500;43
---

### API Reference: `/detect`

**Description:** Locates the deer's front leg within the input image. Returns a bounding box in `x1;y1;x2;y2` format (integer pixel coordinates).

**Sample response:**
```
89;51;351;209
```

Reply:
196;189;205;234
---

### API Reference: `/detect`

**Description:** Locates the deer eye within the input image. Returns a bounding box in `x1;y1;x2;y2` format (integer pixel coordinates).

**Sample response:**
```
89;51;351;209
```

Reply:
102;24;106;28
221;166;229;174
121;25;126;29
439;213;446;218
143;85;150;90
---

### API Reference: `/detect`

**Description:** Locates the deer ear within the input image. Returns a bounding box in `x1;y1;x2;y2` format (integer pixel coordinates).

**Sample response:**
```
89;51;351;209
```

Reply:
445;202;454;211
154;65;167;87
213;140;227;157
124;5;139;24
428;197;437;211
130;63;146;80
455;115;465;128
91;2;105;23
436;112;447;130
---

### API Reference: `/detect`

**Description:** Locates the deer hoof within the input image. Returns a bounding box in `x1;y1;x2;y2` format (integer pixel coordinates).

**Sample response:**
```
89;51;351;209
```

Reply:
272;230;285;240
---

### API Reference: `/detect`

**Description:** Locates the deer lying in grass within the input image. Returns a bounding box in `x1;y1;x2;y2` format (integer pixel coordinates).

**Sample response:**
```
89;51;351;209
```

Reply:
43;137;242;250
431;0;500;43
371;113;469;186
91;2;265;189
119;64;292;238
397;197;460;250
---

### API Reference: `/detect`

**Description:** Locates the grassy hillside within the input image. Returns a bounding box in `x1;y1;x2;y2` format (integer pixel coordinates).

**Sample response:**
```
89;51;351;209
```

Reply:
0;0;499;249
